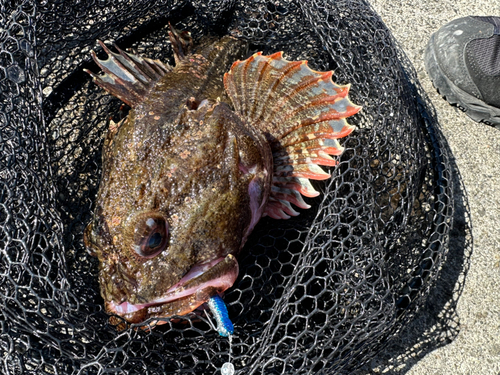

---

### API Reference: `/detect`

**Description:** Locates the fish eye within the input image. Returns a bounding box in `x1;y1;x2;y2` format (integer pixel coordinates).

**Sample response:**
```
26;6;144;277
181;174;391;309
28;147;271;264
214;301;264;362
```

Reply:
133;215;169;258
148;232;162;248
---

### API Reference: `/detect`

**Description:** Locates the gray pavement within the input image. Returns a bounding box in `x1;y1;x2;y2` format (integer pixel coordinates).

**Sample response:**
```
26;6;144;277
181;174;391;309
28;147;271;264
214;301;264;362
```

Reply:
362;1;500;374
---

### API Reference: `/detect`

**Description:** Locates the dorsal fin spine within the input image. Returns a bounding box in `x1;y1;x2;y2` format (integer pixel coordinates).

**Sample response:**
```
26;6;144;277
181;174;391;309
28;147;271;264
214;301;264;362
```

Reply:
85;40;171;108
114;44;169;78
98;42;149;84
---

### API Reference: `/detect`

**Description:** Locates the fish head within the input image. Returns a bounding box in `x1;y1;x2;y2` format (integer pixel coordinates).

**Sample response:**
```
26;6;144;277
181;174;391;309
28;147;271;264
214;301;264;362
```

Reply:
84;100;273;324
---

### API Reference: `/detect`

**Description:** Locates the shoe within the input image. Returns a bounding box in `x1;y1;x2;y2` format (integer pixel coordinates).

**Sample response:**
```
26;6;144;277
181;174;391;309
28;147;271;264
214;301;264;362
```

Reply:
424;16;500;128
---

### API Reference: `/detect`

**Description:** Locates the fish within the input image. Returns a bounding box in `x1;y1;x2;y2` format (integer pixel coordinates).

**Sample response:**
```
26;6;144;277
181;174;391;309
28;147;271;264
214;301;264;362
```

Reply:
83;24;360;327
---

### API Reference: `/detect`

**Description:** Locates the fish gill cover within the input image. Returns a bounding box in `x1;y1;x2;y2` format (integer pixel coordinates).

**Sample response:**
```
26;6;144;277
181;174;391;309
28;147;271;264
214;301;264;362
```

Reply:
0;0;466;374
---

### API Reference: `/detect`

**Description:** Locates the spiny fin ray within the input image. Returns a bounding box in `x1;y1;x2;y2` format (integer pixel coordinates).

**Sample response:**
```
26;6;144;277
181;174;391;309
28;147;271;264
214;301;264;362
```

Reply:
168;22;193;64
224;52;360;219
85;41;172;108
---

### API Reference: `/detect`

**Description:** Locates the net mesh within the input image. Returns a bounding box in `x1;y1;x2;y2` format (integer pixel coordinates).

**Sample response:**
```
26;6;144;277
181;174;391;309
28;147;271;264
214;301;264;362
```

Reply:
0;0;461;373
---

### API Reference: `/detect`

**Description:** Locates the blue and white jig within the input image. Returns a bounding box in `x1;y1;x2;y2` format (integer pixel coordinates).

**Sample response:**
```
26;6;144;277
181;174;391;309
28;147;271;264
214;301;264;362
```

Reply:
207;294;234;337
207;295;235;374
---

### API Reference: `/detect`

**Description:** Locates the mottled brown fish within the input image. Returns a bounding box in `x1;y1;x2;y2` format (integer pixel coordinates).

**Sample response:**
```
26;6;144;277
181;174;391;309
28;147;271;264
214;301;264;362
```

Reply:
83;25;360;326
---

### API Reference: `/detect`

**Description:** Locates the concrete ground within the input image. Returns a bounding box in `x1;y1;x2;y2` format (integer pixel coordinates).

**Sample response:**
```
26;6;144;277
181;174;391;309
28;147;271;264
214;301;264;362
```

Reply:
362;1;500;374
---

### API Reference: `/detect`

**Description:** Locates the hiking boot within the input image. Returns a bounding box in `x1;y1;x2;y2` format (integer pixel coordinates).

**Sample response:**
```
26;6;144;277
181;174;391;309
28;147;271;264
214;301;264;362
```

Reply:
424;16;500;128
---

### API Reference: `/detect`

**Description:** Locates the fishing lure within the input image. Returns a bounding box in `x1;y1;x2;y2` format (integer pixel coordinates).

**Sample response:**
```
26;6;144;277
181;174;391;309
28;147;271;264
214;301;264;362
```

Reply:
208;294;234;337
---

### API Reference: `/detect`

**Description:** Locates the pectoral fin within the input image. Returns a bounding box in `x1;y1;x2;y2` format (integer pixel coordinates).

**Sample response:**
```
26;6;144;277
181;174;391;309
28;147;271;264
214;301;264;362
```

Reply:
224;52;360;219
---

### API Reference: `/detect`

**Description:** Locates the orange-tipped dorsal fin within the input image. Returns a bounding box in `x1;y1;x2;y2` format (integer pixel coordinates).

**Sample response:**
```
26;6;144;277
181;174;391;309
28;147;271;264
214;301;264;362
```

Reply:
224;52;360;219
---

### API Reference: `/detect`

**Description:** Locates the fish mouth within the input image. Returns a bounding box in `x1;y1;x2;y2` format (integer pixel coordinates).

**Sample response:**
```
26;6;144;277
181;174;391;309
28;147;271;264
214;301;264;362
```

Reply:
106;254;239;323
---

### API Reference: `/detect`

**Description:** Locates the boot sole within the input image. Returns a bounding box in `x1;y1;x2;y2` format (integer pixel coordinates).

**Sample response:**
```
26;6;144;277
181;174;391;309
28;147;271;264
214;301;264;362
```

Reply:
424;33;500;128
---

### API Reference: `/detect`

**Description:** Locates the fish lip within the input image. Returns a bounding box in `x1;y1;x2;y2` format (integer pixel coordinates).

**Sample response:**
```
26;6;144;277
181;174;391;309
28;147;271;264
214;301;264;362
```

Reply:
107;254;239;316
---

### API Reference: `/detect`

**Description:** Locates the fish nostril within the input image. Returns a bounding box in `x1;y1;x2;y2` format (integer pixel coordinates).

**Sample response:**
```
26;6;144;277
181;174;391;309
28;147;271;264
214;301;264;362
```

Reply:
114;277;125;291
186;96;199;110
